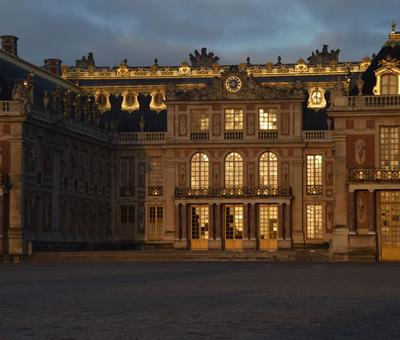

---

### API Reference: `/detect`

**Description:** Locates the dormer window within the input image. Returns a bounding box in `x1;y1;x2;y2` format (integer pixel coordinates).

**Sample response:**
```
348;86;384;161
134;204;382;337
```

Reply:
381;73;398;95
373;56;400;95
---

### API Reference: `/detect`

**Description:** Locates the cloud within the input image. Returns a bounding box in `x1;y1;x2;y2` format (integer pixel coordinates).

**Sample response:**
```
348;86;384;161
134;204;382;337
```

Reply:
0;0;399;66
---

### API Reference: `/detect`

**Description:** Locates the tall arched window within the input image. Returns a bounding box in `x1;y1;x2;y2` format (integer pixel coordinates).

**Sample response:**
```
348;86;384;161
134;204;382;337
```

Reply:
381;74;398;95
259;152;278;188
191;153;209;189
225;152;243;188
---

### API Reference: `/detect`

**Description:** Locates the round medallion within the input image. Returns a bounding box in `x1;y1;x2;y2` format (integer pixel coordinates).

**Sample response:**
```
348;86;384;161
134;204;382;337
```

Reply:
225;76;242;93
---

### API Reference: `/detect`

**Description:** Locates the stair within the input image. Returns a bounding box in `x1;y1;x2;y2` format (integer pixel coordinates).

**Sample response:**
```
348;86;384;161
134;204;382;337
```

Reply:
27;249;332;263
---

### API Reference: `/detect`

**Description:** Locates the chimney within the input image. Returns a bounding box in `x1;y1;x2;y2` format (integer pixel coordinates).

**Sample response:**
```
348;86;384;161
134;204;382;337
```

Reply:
1;35;18;56
44;58;62;76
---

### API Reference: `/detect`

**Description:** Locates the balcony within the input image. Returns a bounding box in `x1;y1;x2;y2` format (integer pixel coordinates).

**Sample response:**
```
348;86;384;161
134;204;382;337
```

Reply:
117;132;166;145
0;100;21;115
331;94;400;111
190;132;209;140
224;131;243;140
302;130;333;142
348;168;400;182
148;186;164;196
306;185;323;195
258;131;278;140
119;186;135;197
175;186;292;199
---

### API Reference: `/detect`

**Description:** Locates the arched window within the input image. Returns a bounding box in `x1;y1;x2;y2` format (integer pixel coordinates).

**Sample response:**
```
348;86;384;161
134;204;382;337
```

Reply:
191;153;209;189
381;74;398;95
225;152;243;188
259;152;278;188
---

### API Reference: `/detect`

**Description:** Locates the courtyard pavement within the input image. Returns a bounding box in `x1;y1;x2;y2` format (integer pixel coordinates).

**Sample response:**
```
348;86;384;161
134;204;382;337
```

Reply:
1;262;400;339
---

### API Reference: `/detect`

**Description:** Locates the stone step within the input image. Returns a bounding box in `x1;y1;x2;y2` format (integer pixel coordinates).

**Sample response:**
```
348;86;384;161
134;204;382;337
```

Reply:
27;250;330;263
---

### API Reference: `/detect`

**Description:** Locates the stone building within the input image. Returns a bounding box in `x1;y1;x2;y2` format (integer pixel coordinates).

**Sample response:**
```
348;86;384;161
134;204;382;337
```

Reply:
0;24;400;262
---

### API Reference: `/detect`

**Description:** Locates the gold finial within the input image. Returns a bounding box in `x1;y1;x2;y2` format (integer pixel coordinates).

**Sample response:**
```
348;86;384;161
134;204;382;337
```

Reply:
392;20;396;33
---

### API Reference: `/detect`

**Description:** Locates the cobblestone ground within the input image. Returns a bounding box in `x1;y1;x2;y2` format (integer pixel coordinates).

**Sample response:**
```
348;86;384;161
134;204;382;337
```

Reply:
1;262;400;339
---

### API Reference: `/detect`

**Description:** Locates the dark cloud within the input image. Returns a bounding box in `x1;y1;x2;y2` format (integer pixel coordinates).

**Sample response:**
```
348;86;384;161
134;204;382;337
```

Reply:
1;0;399;67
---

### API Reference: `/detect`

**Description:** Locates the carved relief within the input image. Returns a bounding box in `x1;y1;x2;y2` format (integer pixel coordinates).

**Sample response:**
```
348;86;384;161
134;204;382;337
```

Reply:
282;162;289;184
213;163;220;186
138;163;145;188
212;114;221;136
179;114;187;136
247;162;254;186
326;202;333;232
246;113;255;135
138;204;145;233
357;194;367;224
178;163;186;186
326;161;333;185
281;112;289;135
355;139;366;165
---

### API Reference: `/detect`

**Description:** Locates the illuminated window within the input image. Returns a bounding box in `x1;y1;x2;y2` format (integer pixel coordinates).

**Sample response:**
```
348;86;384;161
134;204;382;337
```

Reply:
120;157;135;196
149;156;163;186
120;205;135;224
306;155;323;195
190;109;209;132
259;204;278;240
191;205;209;240
259;109;278;130
379;191;400;247
259;152;278;188
225;205;243;240
381;74;398;95
148;206;163;241
225;152;243;188
224;109;243;131
306;204;323;239
380;127;400;169
191;153;209;189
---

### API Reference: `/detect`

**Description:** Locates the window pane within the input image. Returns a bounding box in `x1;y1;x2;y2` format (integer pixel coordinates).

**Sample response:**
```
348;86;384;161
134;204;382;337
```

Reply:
191;109;209;132
259;152;278;187
259;109;278;130
225;109;243;131
307;204;322;239
149;156;163;186
225;152;243;188
191;153;209;189
380;127;399;169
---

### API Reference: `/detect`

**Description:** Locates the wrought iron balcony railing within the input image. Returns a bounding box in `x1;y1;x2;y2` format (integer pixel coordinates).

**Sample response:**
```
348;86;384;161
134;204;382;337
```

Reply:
348;168;400;182
119;186;135;197
148;186;164;196
306;185;323;195
175;186;292;199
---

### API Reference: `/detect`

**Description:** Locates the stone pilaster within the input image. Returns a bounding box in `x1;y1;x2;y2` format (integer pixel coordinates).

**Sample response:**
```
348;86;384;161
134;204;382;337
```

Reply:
369;190;376;234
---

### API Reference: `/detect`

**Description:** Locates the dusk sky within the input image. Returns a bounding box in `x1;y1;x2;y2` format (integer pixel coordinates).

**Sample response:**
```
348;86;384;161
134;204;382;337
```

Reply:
2;0;400;67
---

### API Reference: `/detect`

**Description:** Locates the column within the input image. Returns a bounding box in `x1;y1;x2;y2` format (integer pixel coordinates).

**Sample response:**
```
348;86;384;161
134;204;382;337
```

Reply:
215;203;222;240
209;204;214;240
8;140;24;262
349;190;356;233
0;191;4;254
175;204;180;240
369;190;376;233
243;203;250;240
285;203;292;240
182;204;188;240
249;203;256;240
278;203;284;240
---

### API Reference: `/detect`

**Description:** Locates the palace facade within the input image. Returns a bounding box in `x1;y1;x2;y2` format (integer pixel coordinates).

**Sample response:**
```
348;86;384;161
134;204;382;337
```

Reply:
1;25;400;262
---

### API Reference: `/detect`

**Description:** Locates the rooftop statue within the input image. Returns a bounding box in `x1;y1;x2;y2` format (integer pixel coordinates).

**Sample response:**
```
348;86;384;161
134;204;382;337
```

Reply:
307;45;340;64
75;52;96;68
189;48;220;67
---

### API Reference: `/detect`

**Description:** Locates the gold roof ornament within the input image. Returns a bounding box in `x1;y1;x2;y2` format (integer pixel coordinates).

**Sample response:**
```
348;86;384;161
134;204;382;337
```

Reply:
388;20;400;43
